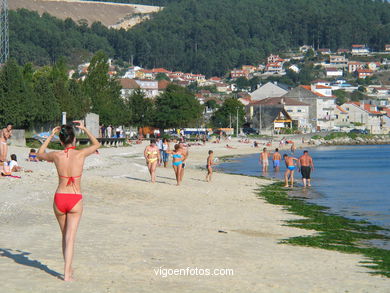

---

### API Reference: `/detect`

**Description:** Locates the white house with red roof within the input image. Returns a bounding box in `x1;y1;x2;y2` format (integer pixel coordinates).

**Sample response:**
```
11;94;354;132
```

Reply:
230;69;249;79
357;69;373;79
325;67;343;77
348;61;365;73
334;105;349;126
341;102;384;134
283;84;337;130
385;44;390;52
317;48;331;55
351;44;370;55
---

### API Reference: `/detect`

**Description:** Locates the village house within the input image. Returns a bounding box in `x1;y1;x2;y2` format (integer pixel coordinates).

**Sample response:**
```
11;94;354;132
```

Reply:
366;62;381;71
250;81;289;101
230;69;249;79
334;105;349;127
337;48;350;54
348;61;365;73
242;65;257;73
317;48;331;55
325;67;343;78
385;44;390;52
329;55;348;67
246;97;310;131
131;79;170;98
351;44;370;55
265;62;284;73
283;84;337;131
119;78;140;98
123;66;142;79
247;102;293;134
357;69;373;79
341;102;384;134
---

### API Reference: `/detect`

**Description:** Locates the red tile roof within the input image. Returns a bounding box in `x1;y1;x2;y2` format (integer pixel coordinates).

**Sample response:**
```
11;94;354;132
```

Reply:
299;85;336;98
346;102;382;115
336;105;348;113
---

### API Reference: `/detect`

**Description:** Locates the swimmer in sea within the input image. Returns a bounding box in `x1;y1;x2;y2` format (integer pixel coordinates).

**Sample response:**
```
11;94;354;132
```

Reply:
259;147;270;173
283;154;298;188
272;148;282;172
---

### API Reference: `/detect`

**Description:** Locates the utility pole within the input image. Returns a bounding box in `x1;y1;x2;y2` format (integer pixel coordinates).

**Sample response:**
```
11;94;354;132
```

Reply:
0;0;9;64
236;107;239;137
259;105;262;133
229;113;232;128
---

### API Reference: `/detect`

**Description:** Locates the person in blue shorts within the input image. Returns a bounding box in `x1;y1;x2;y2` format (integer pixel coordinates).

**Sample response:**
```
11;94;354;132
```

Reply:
272;148;282;172
283;154;298;188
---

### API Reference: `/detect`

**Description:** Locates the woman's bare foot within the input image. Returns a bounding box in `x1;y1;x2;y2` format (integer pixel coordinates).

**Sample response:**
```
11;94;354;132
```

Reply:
284;185;289;187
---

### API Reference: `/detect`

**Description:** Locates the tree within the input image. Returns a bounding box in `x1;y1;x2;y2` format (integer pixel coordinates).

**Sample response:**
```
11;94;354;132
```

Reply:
211;98;245;131
235;77;250;91
127;89;155;127
155;84;203;129
333;89;348;105
155;73;170;81
0;59;34;128
82;51;129;125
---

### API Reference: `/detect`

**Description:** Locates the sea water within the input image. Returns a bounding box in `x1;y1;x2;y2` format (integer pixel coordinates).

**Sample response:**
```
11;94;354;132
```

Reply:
217;145;390;234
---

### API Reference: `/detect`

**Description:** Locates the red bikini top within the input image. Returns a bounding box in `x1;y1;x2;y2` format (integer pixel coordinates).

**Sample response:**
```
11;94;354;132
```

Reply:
60;146;82;185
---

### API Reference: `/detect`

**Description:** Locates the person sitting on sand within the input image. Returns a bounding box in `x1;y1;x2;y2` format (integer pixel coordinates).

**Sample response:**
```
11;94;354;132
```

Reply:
226;144;236;149
28;149;39;162
144;139;160;183
206;150;214;182
167;144;186;186
37;121;100;282
283;154;298;188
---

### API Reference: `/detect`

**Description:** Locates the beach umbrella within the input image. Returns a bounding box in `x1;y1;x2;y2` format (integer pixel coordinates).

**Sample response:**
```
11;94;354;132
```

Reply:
32;132;59;143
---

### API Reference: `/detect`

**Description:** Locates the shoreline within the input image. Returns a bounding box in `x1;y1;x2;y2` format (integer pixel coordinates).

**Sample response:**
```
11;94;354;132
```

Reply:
1;140;390;291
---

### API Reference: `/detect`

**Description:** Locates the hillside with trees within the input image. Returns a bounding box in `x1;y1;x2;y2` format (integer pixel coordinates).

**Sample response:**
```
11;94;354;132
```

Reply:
9;0;390;76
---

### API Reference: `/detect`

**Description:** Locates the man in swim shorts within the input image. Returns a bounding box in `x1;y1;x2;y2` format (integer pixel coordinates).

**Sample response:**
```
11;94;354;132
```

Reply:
259;147;270;173
298;150;314;187
272;148;282;172
283;154;298;188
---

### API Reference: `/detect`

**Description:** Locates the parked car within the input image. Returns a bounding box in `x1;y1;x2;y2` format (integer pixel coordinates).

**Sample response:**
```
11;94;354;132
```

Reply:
243;127;259;135
349;129;369;134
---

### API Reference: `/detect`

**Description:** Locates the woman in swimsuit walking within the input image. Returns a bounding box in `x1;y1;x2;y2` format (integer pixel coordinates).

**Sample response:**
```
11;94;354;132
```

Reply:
168;144;186;186
37;121;100;281
144;139;160;183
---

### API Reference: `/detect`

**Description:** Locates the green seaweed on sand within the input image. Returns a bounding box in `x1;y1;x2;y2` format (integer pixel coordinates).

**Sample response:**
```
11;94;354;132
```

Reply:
258;182;390;277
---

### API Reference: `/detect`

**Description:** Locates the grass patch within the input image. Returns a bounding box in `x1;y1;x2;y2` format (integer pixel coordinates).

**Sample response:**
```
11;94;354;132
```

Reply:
258;182;390;277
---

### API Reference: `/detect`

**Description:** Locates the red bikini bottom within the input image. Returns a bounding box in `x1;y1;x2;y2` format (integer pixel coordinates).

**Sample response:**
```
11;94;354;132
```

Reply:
54;193;82;213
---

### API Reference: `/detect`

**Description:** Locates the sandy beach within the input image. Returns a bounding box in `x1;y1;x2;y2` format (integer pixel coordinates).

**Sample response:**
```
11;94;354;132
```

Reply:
1;139;389;292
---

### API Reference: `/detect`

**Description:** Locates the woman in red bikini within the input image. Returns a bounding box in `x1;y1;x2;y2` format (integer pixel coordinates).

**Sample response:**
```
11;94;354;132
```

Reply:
37;121;100;281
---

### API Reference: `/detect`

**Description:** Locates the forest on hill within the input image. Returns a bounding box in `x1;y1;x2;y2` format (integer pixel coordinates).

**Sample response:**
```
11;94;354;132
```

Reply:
9;0;390;76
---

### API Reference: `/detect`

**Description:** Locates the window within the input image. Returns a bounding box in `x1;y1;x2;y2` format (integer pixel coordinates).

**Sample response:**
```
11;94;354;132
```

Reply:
287;110;293;113
297;109;302;112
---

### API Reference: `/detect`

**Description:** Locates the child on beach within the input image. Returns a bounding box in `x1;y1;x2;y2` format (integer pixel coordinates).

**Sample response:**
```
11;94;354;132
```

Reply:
206;150;214;182
28;149;39;162
283;154;298;188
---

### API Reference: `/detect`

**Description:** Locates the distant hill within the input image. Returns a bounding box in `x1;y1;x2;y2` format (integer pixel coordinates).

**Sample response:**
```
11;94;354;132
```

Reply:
9;0;390;76
9;0;162;29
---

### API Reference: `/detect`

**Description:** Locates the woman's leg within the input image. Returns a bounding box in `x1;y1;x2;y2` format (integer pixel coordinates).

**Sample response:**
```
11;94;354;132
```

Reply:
173;165;180;185
63;200;83;281
0;143;7;162
150;161;157;183
54;202;67;261
147;162;153;182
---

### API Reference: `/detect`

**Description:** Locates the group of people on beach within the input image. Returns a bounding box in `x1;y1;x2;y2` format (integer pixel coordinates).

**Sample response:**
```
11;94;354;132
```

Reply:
260;147;314;188
144;138;215;185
